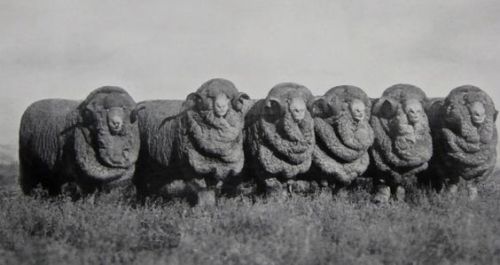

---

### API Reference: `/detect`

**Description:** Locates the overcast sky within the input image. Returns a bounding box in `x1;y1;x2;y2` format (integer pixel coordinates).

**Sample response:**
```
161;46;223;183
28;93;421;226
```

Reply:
1;0;500;145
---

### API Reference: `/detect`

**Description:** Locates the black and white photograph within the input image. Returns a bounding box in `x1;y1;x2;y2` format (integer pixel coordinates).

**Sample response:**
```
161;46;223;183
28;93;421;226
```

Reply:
0;0;499;264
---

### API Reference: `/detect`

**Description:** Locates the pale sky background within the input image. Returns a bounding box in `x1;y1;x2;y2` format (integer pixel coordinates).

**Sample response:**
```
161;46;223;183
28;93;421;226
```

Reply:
1;0;500;149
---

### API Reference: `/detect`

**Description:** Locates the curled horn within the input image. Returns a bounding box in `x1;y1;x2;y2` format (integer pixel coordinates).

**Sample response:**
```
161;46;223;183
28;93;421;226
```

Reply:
329;94;343;117
77;103;95;126
182;92;203;111
232;92;250;112
310;95;342;118
373;97;398;118
130;104;146;123
310;97;328;118
264;97;284;118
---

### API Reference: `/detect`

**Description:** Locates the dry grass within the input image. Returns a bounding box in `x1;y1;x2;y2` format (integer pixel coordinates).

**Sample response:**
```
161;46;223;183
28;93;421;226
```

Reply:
0;164;499;265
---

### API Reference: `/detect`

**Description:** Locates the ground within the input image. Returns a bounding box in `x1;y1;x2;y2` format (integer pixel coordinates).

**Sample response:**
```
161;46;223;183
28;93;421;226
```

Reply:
0;163;499;265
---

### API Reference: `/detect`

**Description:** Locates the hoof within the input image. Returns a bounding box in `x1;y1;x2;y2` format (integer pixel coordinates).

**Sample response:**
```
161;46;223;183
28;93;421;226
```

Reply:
447;183;458;195
372;185;391;204
264;178;288;201
161;180;188;198
61;182;82;200
395;186;406;201
264;178;284;193
319;180;329;187
334;189;349;199
267;189;289;202
197;189;216;206
466;184;478;201
288;180;313;194
235;182;257;196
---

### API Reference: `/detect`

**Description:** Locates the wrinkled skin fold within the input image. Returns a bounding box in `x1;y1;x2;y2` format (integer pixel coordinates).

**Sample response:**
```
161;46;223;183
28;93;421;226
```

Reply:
428;85;497;188
74;127;131;182
19;86;140;195
184;108;244;161
259;111;314;166
181;107;245;178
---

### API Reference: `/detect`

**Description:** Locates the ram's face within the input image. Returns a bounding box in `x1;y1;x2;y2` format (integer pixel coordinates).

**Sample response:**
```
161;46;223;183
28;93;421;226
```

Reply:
469;101;486;125
311;86;371;124
349;99;366;122
185;79;249;125
82;95;134;136
443;97;490;131
288;97;307;122
213;93;231;118
441;87;498;144
78;87;140;169
403;99;425;125
105;107;127;134
263;87;313;139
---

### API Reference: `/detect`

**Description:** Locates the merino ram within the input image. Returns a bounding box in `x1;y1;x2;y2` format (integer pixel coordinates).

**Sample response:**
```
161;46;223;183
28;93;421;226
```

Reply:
427;85;497;199
369;84;433;203
244;83;315;197
133;78;249;205
310;85;374;192
19;86;140;195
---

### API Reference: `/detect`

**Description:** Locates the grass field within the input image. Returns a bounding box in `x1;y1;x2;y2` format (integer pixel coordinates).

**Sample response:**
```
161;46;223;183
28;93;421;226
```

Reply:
0;163;499;265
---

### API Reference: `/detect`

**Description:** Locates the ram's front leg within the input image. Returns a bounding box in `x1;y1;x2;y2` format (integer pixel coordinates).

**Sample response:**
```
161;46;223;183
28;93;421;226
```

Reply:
189;178;216;207
371;150;397;203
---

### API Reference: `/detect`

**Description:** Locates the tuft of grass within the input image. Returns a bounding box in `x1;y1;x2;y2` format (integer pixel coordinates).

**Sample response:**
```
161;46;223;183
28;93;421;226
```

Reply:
0;165;499;265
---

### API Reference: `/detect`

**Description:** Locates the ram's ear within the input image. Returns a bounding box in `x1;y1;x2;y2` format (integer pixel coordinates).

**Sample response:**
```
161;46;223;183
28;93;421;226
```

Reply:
130;104;146;124
182;92;202;111
264;97;284;119
373;97;398;118
232;92;250;112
